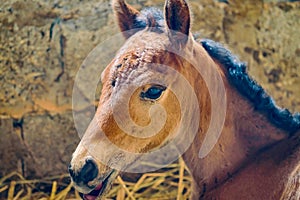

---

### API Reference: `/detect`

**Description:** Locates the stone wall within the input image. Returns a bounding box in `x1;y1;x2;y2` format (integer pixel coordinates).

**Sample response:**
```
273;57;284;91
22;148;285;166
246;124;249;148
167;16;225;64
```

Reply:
0;0;299;179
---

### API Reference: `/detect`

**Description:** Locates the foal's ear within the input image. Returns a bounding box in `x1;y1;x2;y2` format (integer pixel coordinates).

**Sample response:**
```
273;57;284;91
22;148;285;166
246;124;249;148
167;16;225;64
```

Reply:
112;0;140;38
165;0;191;44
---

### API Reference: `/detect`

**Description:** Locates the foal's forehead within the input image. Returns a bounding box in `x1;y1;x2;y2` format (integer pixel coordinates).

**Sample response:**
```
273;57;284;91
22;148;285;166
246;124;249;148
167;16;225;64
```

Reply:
114;31;170;67
105;31;174;87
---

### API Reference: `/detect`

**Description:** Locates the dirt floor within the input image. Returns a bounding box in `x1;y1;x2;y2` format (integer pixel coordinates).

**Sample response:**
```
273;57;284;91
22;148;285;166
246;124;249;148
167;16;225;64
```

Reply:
0;0;299;199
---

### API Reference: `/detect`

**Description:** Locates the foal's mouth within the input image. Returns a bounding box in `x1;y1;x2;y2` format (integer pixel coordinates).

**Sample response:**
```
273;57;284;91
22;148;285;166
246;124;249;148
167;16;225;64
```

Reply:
79;170;117;200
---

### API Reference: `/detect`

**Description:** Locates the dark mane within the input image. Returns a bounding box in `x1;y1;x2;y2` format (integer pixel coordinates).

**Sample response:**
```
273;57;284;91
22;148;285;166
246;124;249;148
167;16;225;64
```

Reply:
201;39;300;134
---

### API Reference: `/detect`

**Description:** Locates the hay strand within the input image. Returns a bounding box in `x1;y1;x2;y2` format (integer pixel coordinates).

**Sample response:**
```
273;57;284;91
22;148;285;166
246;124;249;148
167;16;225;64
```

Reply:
54;181;73;200
0;185;9;193
12;189;23;200
117;176;135;200
177;157;185;200
8;181;16;200
49;181;57;200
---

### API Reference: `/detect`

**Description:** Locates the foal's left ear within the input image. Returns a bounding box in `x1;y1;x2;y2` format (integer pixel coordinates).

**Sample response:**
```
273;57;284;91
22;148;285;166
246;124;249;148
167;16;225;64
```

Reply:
165;0;191;44
112;0;140;38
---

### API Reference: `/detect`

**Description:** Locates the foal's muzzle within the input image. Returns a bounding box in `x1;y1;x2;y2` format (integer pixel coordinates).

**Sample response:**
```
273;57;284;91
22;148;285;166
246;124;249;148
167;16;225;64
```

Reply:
69;159;98;185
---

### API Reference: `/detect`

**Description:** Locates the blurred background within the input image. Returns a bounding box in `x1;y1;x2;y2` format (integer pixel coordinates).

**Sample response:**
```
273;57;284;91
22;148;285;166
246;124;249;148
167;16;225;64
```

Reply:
0;0;299;199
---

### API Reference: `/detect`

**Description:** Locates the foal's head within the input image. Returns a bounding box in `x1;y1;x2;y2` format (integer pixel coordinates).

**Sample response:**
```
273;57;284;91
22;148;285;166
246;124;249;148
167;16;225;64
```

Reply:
69;0;212;198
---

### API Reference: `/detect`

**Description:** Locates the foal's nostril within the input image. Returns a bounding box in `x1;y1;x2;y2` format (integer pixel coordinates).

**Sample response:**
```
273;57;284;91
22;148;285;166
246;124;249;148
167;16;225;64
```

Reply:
68;160;98;184
80;159;98;184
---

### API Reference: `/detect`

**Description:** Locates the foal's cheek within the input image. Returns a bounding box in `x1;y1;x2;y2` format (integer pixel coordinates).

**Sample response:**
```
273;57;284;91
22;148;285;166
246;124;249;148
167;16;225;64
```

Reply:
128;89;152;127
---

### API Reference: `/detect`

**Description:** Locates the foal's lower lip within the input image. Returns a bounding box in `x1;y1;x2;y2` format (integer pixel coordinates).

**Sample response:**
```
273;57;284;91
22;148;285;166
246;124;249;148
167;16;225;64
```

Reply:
81;170;115;200
82;183;104;200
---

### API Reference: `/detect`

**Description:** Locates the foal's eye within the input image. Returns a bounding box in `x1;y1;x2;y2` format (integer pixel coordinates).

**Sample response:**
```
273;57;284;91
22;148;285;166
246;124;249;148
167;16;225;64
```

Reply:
140;85;166;100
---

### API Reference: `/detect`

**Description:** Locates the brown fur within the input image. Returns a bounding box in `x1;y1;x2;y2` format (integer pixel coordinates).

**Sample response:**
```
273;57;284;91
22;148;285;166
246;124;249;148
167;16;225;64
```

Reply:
69;0;300;199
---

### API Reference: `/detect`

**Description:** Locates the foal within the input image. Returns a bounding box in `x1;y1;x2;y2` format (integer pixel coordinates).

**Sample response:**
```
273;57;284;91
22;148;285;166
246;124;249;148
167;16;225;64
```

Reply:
69;0;300;199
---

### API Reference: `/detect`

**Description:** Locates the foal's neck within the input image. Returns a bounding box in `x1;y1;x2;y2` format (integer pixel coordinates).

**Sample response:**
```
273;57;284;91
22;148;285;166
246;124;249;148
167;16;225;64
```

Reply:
225;76;288;154
183;59;290;198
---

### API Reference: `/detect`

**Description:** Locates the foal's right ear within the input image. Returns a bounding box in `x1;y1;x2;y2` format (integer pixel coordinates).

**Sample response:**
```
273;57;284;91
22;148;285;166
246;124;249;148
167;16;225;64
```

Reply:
165;0;191;44
112;0;140;38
